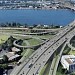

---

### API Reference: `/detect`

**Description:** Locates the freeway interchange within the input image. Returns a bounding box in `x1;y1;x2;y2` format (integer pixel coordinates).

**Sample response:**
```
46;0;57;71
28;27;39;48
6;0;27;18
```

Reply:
9;20;75;75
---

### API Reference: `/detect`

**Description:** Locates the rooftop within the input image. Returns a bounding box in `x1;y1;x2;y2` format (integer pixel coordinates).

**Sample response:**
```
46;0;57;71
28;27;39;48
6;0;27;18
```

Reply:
9;54;20;61
5;52;15;58
12;47;21;52
62;55;75;64
5;52;20;61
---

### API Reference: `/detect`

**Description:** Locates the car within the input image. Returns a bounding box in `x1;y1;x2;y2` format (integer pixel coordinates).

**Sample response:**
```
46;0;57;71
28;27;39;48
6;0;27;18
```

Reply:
28;63;33;68
17;62;21;66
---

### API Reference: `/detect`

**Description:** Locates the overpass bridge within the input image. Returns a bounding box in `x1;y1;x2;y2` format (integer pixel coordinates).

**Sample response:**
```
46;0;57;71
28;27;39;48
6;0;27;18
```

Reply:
49;28;75;75
10;20;75;75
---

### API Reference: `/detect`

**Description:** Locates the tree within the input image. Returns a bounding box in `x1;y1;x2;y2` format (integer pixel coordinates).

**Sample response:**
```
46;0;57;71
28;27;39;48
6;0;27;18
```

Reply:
7;46;12;52
7;39;13;47
3;55;8;63
1;43;7;50
0;64;8;69
7;36;16;47
0;45;2;51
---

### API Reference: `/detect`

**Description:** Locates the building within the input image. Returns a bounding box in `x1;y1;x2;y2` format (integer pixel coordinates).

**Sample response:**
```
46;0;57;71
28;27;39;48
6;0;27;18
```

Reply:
8;54;21;61
5;52;21;61
5;52;15;58
61;55;75;72
12;47;21;53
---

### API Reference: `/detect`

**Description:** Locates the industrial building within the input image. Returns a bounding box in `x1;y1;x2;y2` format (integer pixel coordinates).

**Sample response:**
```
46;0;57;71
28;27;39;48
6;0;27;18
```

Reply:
61;55;75;72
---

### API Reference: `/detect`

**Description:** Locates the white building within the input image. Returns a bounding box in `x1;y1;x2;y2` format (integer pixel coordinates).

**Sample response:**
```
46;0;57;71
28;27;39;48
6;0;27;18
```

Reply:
5;52;20;61
61;55;75;72
12;47;21;52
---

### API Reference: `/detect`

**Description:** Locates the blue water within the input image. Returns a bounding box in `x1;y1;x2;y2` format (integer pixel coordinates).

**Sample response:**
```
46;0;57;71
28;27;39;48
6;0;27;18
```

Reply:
0;9;75;26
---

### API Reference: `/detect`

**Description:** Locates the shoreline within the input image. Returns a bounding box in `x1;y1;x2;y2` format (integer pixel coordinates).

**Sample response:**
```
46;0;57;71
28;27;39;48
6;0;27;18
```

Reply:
0;6;74;11
0;8;73;12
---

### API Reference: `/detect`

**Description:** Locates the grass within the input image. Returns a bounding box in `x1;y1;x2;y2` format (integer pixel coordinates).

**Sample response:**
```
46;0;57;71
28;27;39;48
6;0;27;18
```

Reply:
0;29;17;31
43;61;52;75
22;38;42;46
63;45;71;55
32;34;54;39
39;59;52;75
27;38;42;45
68;50;75;55
0;35;9;44
40;53;60;75
39;64;48;75
0;29;31;34
21;49;27;56
23;49;34;58
56;63;66;75
21;41;27;46
21;48;34;63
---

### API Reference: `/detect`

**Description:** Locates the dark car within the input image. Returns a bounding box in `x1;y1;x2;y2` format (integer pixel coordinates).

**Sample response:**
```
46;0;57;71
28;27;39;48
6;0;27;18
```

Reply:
28;63;33;68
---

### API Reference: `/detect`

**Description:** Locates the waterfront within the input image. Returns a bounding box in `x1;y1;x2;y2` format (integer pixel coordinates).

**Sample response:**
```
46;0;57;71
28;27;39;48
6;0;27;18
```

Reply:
0;9;75;26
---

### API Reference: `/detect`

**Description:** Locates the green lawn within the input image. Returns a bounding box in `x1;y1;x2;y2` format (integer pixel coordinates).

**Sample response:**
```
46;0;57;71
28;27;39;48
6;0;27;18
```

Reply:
0;29;31;34
32;34;54;39
21;41;27;46
22;38;42;46
0;35;9;44
63;45;71;55
0;29;19;33
68;50;75;55
39;59;52;75
21;48;34;63
56;63;66;75
24;49;34;58
21;49;27;56
27;38;42;45
43;61;52;75
39;64;48;75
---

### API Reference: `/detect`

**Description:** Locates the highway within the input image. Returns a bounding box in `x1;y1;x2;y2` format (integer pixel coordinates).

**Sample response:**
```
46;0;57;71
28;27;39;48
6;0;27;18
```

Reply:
49;41;68;75
10;20;75;75
49;29;75;75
